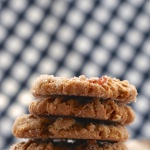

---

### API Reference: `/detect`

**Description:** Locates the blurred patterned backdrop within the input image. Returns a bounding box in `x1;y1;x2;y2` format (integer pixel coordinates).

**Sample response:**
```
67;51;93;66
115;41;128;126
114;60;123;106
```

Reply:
0;0;150;149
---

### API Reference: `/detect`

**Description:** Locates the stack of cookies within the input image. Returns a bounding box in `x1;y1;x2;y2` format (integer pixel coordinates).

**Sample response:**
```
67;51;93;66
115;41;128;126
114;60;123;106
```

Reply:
11;75;137;150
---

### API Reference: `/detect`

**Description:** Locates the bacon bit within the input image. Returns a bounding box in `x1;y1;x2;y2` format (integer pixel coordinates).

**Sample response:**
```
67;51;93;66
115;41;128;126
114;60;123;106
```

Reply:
98;76;108;85
89;76;108;85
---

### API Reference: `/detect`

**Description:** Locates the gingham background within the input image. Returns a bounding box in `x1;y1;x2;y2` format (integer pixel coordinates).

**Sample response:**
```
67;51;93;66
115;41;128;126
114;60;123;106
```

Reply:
0;0;150;149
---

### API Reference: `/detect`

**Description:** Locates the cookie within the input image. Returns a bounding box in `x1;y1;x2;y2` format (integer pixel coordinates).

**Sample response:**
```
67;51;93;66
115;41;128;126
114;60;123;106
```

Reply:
29;96;135;125
12;114;128;142
10;139;128;150
31;75;137;103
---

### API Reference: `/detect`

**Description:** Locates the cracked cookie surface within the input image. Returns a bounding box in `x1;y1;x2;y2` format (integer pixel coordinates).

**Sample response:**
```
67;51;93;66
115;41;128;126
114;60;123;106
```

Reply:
12;115;128;142
29;96;135;125
31;75;137;103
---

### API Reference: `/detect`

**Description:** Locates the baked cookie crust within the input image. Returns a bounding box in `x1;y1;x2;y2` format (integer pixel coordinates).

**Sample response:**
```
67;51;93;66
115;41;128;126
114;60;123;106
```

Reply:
31;75;137;103
12;115;128;142
10;139;128;150
29;96;135;125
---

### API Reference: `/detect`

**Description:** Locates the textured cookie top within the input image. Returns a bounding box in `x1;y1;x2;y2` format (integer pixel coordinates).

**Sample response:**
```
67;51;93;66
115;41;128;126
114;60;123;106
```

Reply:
12;114;128;142
31;75;137;103
10;139;128;150
29;96;135;125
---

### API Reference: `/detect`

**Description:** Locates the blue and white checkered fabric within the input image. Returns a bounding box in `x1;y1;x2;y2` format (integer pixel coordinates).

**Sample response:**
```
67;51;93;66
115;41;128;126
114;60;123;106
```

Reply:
0;0;150;149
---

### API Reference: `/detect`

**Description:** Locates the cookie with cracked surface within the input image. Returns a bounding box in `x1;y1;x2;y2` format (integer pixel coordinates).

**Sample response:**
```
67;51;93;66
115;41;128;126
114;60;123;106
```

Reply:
12;114;128;142
31;75;137;103
10;139;128;150
29;96;135;125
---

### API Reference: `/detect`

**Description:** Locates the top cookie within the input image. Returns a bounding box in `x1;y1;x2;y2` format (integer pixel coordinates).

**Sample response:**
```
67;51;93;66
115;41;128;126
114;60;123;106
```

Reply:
31;75;137;103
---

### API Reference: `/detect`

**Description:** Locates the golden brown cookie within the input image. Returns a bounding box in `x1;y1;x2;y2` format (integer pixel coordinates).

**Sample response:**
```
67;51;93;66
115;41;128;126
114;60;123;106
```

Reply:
31;75;137;103
10;139;128;150
12;114;128;142
29;96;135;125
